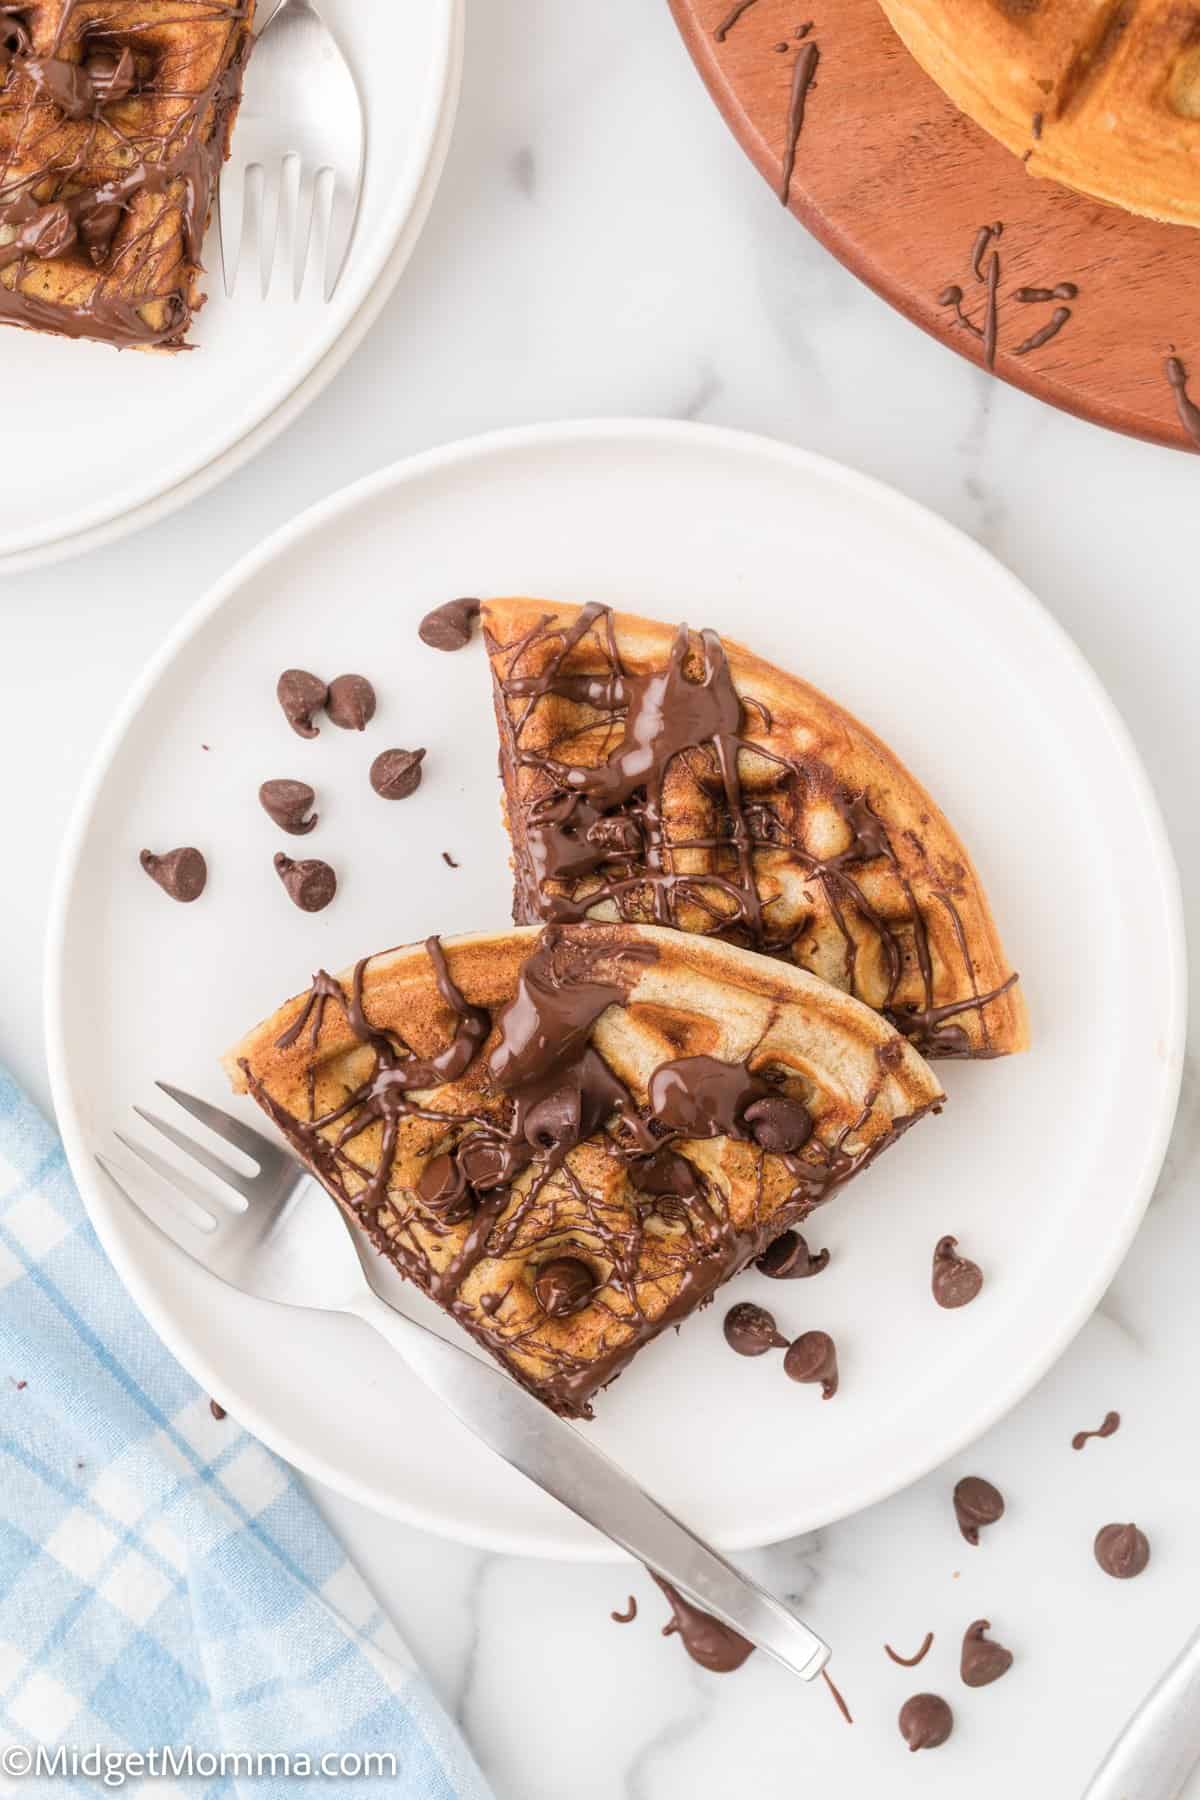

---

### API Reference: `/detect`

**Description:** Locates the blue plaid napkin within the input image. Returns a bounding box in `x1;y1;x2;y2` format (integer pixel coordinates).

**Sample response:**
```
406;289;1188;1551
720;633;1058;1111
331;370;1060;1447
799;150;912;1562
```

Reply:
0;1067;493;1799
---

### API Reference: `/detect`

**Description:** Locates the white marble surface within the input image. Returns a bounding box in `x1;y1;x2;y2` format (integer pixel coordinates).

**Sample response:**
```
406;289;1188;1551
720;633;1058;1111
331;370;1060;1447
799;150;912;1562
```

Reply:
4;0;1200;1794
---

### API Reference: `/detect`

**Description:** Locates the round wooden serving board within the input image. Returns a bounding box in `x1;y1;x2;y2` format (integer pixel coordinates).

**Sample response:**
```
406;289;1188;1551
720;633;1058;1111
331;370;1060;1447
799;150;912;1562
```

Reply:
668;0;1200;452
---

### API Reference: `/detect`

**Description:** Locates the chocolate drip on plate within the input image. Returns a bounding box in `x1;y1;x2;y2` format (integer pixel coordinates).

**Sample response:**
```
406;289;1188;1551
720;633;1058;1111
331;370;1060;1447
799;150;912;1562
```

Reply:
1166;356;1200;449
884;1631;933;1668
611;1595;638;1624
1072;1410;1120;1451
778;40;819;206
651;1573;755;1672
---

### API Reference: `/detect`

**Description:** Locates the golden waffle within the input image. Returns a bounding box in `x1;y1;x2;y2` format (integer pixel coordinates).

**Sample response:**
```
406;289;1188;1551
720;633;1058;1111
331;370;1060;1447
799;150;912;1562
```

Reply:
225;924;942;1416
483;599;1028;1061
0;0;254;348
878;0;1200;227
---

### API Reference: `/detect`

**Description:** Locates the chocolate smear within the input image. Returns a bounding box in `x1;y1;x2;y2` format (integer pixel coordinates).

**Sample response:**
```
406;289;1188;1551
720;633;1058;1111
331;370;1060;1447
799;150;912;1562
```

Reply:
533;1257;597;1318
961;1619;1012;1687
611;1596;638;1624
1015;283;1077;302
1095;1522;1150;1580
953;1475;1004;1545
259;779;318;836
274;853;337;913
370;748;425;800
723;1302;788;1357
277;669;327;739
714;0;759;38
140;847;206;903
651;1573;755;1672
932;1235;983;1309
326;674;376;731
1073;1410;1120;1451
442;851;459;868
209;1399;227;1421
885;1631;933;1668
1014;306;1071;356
822;1668;854;1724
783;1329;838;1397
419;598;480;652
1166;356;1200;449
899;1693;953;1752
778;40;819;206
756;1229;829;1280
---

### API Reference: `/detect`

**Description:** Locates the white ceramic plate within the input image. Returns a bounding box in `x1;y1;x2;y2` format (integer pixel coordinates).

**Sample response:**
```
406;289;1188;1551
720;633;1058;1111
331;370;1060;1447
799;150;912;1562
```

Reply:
46;421;1186;1561
0;0;461;567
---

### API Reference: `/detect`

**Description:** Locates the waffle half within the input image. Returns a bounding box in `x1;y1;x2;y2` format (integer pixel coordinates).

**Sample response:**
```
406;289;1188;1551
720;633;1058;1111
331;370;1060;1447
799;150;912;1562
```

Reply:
878;0;1200;227
0;1;254;349
225;924;942;1416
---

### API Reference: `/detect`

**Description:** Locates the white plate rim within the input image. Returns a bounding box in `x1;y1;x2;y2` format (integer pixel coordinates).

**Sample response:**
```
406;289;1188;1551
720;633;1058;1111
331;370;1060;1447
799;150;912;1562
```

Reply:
44;418;1188;1560
0;0;464;574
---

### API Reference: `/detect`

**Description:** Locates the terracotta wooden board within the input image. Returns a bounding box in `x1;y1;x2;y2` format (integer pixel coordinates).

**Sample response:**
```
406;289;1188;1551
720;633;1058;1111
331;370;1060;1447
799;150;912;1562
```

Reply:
668;0;1200;453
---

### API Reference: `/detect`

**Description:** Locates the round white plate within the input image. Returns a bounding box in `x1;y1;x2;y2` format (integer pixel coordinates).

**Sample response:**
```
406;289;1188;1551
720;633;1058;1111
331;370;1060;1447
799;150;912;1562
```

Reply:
0;0;461;567
47;421;1186;1561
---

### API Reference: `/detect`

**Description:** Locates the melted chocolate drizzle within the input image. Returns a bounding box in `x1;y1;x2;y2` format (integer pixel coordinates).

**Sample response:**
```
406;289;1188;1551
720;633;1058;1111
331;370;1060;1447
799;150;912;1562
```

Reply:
1166;356;1200;449
937;224;1079;369
651;1573;755;1672
778;39;819;206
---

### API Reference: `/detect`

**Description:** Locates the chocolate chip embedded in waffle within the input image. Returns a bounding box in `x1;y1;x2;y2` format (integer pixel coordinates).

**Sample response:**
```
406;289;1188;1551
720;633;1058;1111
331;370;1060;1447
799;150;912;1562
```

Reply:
0;1;255;349
482;599;1027;1060
224;923;943;1417
878;0;1200;228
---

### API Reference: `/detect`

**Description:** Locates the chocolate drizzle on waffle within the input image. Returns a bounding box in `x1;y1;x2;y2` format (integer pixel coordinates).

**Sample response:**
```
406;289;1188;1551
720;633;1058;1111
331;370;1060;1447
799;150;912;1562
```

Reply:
0;1;253;349
487;603;1017;1059
238;925;938;1416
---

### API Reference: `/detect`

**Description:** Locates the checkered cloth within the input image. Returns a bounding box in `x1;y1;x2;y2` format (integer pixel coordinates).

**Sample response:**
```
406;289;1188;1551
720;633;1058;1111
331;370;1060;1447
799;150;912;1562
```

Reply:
0;1067;493;1799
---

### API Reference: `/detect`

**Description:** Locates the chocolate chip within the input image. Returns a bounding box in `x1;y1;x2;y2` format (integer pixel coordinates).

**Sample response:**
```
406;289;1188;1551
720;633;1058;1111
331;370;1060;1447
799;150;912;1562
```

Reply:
209;1398;227;1421
633;1148;699;1198
140;846;206;902
326;674;376;731
259;779;318;835
533;1257;597;1318
783;1329;839;1397
756;1230;829;1280
743;1094;812;1154
953;1475;1004;1545
276;669;328;738
370;747;425;800
418;598;480;651
458;1136;528;1191
523;1086;582;1154
898;1694;953;1752
273;853;336;912
960;1620;1012;1687
415;1153;473;1223
723;1302;788;1357
1094;1522;1150;1580
932;1235;983;1308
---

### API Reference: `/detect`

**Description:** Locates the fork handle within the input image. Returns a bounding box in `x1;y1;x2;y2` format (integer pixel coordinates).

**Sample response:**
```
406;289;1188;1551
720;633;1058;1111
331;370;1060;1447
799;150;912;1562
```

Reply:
346;1288;831;1683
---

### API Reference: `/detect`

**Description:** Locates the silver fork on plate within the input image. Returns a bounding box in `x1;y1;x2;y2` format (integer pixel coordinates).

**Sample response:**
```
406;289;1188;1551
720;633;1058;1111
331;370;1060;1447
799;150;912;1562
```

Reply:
97;1084;831;1684
219;0;365;301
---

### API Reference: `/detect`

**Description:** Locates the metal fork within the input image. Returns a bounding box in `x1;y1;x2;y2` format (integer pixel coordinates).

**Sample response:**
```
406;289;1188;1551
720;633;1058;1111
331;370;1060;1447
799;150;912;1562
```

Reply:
219;0;364;301
97;1083;831;1684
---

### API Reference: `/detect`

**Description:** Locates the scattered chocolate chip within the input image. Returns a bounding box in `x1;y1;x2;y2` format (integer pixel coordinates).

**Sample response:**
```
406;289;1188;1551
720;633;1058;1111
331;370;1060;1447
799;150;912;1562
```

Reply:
457;1138;514;1191
953;1475;1005;1545
273;853;336;913
370;747;425;800
756;1230;829;1280
259;779;318;835
415;1153;474;1223
1094;1522;1150;1580
743;1094;812;1153
899;1694;953;1752
442;851;459;868
140;846;207;902
633;1148;699;1198
533;1257;597;1318
783;1329;839;1397
611;1595;638;1624
209;1399;227;1421
1073;1410;1120;1451
326;673;376;731
960;1619;1012;1687
723;1302;788;1357
276;668;327;738
932;1235;984;1309
419;597;480;651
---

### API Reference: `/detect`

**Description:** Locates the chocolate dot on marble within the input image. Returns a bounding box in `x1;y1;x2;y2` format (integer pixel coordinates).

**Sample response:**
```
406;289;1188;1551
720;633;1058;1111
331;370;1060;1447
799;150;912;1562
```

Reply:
898;1694;953;1753
370;747;426;800
756;1230;829;1280
276;668;327;738
326;673;376;731
743;1094;812;1154
140;846;206;902
415;1153;473;1223
953;1475;1005;1545
723;1302;788;1357
1094;1522;1150;1580
783;1329;839;1398
931;1235;984;1309
533;1257;597;1318
960;1619;1013;1688
418;597;480;652
259;779;318;836
273;853;336;913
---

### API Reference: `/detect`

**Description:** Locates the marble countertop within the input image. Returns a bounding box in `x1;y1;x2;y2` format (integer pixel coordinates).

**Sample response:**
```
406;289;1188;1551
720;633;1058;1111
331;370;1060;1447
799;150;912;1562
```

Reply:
4;1;1199;1794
